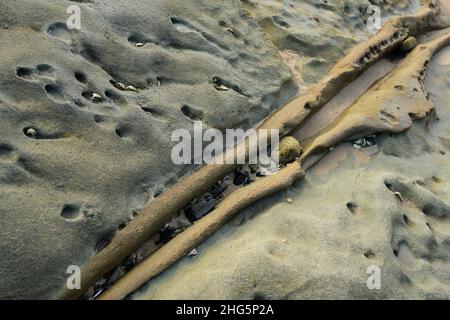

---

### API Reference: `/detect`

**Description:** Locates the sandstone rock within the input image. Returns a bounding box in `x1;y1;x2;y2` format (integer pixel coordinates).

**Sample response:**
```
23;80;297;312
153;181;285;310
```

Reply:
0;0;295;299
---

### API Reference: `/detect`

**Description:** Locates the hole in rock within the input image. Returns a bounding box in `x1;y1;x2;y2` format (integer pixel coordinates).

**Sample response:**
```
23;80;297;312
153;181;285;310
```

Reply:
346;202;359;214
75;71;87;83
36;64;54;76
61;204;82;220
181;105;203;121
16;67;33;78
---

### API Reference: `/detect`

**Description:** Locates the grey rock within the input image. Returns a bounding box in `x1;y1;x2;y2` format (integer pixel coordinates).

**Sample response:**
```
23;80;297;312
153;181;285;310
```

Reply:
188;199;217;221
0;0;295;299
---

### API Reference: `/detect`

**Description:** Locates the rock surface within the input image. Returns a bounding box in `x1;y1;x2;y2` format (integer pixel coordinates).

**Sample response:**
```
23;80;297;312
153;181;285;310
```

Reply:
133;37;450;300
0;0;296;299
243;0;421;85
0;0;444;300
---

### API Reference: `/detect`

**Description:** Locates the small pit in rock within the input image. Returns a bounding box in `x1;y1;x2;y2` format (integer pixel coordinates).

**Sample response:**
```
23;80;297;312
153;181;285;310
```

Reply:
181;105;203;121
346;201;359;214
364;250;375;259
75;71;87;84
60;204;82;220
16;67;34;78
